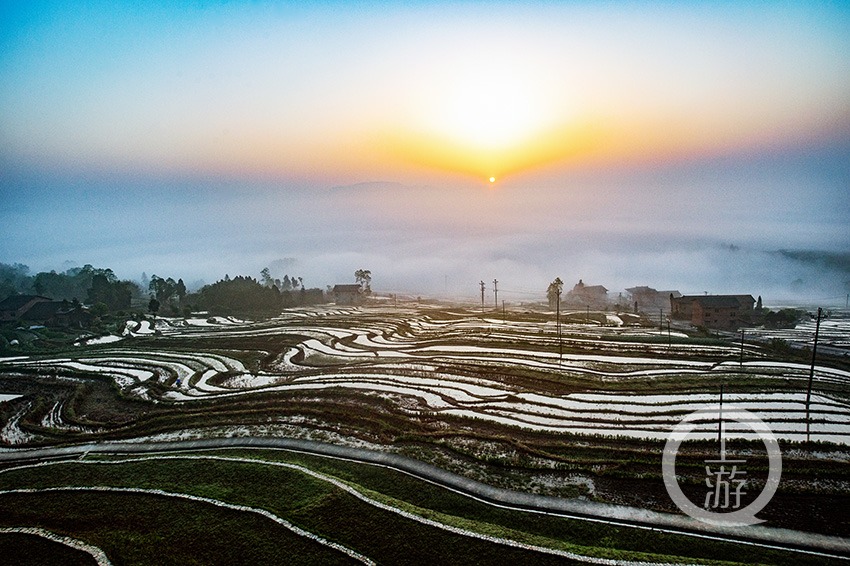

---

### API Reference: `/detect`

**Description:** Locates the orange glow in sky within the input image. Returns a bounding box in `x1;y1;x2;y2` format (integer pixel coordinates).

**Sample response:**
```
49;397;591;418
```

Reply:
1;2;848;184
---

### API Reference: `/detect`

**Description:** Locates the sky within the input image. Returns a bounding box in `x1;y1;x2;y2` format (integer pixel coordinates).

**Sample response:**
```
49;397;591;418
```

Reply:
1;1;849;304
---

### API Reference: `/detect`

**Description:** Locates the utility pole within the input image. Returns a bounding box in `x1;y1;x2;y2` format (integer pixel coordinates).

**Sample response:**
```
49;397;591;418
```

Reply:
659;308;664;332
718;383;725;454
502;300;505;323
493;279;498;310
557;291;562;364
805;307;825;443
479;281;485;310
739;329;745;367
667;320;671;347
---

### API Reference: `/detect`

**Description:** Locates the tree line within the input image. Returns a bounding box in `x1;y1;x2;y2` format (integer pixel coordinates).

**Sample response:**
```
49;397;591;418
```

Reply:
0;263;140;312
0;262;335;319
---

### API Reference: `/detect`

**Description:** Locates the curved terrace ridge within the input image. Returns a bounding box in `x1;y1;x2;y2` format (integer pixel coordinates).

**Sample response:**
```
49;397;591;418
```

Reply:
1;436;847;559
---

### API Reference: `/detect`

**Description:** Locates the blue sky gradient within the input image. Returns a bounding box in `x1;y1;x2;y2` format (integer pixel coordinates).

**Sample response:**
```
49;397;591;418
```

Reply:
1;1;849;302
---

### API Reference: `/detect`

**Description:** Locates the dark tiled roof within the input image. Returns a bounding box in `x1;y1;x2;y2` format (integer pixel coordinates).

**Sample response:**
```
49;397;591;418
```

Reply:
677;294;755;308
625;286;655;293
0;295;50;310
693;296;742;308
22;301;64;320
333;284;362;293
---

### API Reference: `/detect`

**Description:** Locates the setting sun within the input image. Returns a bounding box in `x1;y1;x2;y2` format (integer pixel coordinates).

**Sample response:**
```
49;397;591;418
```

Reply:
384;50;582;179
489;176;496;183
431;73;546;151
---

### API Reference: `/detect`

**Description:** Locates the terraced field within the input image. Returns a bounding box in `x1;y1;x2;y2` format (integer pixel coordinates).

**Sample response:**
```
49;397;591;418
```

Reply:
1;304;849;559
2;305;848;443
0;446;847;566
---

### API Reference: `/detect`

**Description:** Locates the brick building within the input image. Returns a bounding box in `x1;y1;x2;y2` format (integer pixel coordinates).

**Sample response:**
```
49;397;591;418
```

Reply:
671;294;755;330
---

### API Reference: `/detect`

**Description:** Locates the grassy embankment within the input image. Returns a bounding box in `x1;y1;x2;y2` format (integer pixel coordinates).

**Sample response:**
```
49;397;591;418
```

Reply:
0;451;842;566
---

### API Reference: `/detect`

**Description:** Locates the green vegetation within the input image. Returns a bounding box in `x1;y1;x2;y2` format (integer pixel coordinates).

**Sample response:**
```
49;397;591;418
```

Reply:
0;491;358;566
0;531;99;566
1;453;840;566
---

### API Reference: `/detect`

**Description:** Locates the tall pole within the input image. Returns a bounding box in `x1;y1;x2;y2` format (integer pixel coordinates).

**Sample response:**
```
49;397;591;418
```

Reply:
805;307;824;443
739;329;745;367
493;279;498;310
557;291;562;364
659;308;663;332
502;300;505;323
479;281;485;311
718;383;725;457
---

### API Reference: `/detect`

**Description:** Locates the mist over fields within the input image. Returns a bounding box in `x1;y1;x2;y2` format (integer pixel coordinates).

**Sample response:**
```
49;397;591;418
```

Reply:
2;145;847;305
2;1;848;306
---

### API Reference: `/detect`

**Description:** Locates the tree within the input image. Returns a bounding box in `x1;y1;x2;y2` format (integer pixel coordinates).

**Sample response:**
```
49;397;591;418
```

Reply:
260;267;272;287
195;275;281;315
32;264;116;302
355;269;372;295
176;278;187;304
149;275;177;304
547;278;563;310
91;302;109;317
87;274;135;311
0;263;31;299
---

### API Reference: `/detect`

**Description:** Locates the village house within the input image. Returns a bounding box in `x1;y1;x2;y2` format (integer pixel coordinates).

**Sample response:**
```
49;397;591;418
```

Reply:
671;294;755;330
0;295;51;323
625;286;681;314
332;284;363;306
0;295;92;327
25;301;92;328
564;280;608;308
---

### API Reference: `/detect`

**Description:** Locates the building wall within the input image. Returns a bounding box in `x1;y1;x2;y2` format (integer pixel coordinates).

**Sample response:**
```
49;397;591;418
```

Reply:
334;291;361;306
671;298;695;319
692;303;739;330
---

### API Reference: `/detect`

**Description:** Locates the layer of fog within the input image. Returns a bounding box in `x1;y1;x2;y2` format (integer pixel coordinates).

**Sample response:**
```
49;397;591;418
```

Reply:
2;148;848;305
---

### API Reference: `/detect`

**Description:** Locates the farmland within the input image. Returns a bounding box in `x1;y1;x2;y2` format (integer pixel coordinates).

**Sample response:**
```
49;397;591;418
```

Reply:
1;304;849;564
